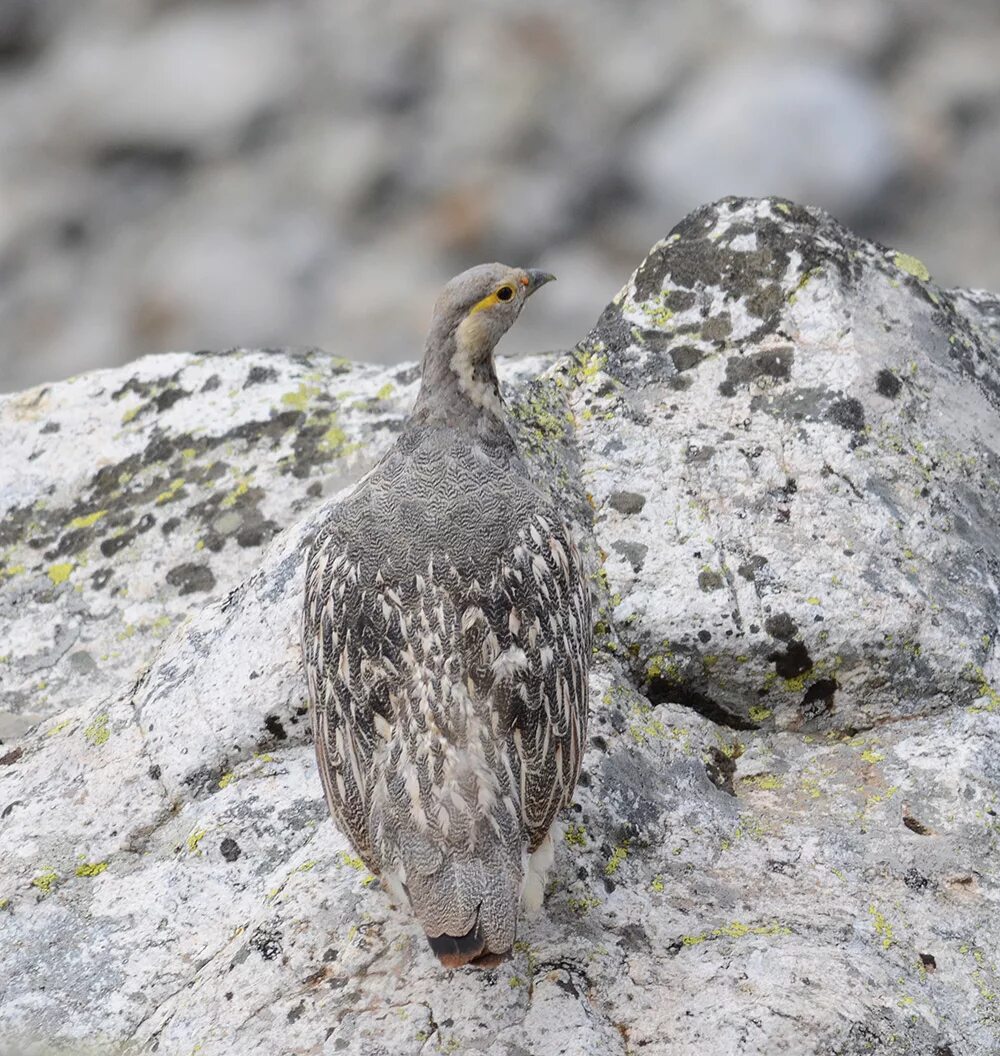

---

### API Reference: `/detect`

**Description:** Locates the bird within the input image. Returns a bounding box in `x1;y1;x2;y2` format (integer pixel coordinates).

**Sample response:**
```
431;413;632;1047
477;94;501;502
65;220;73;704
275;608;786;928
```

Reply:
302;263;591;969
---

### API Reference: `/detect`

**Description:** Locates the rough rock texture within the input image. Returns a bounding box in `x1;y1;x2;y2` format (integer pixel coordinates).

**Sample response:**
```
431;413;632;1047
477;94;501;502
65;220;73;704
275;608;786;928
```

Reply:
581;196;1000;733
2;199;1000;1056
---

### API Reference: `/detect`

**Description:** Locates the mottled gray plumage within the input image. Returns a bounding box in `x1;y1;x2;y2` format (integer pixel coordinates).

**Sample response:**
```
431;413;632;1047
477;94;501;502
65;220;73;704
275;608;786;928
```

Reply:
303;264;591;967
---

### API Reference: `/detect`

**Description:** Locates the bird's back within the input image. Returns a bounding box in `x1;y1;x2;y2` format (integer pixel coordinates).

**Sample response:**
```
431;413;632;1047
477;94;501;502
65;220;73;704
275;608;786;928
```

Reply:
304;421;590;961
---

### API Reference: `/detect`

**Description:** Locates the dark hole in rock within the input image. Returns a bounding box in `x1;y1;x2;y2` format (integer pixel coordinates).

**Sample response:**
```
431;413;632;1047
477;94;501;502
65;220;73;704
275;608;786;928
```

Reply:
802;678;838;706
920;953;937;972
264;715;287;741
704;746;737;796
903;813;932;836
768;640;812;679
646;677;757;731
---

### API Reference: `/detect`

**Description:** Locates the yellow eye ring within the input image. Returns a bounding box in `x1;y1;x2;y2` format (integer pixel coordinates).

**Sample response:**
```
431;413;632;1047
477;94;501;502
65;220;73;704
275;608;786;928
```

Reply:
496;285;515;302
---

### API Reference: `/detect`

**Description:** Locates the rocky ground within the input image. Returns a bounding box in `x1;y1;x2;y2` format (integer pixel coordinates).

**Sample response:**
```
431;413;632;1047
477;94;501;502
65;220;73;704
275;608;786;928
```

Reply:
1;198;999;1054
2;0;1000;392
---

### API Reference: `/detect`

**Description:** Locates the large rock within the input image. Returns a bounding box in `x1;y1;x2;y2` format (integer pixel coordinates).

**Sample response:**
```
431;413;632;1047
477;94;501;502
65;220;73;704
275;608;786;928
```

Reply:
581;197;1000;734
1;199;999;1056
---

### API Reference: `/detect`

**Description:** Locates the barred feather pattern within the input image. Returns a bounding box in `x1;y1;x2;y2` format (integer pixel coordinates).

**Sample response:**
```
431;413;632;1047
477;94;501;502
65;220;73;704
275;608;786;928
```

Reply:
303;424;590;955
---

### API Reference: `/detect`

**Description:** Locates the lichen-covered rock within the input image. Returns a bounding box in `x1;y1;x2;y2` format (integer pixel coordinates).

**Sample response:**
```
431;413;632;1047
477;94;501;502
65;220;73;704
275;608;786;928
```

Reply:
2;200;999;1056
580;196;1000;733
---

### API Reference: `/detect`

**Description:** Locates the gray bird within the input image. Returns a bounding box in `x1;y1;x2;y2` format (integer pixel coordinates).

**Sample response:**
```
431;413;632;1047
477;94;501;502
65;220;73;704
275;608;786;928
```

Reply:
303;264;591;968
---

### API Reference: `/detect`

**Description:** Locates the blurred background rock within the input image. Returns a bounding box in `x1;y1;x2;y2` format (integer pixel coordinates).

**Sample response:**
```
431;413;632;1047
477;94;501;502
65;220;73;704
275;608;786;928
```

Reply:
1;0;998;392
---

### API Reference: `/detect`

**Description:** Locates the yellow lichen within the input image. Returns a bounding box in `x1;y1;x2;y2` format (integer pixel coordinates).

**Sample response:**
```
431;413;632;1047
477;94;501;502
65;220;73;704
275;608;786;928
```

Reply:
564;823;587;847
567;895;600;914
69;510;107;529
220;479;250;508
893;252;930;283
31;869;59;895
682;920;792;946
186;829;208;854
650;875;665;893
869;904;894;949
740;773;784;792
47;562;73;585
968;667;1000;714
155;478;185;505
84;713;110;747
75;861;108;878
748;705;772;723
217;772;235;790
605;843;629;876
280;383;320;411
320;422;348;453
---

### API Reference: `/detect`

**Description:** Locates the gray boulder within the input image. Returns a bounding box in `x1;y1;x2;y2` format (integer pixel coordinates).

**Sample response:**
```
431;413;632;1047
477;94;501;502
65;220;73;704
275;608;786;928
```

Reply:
581;197;1000;734
1;198;998;1056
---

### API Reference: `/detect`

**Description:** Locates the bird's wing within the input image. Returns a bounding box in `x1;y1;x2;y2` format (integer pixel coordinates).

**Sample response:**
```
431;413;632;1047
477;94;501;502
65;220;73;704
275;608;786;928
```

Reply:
484;511;592;852
303;518;395;872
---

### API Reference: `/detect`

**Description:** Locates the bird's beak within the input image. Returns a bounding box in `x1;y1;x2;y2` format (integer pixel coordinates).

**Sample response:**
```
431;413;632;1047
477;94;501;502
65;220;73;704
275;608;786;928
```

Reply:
523;269;556;297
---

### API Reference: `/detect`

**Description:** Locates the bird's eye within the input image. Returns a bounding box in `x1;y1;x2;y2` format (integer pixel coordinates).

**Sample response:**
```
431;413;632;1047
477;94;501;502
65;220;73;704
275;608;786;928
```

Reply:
496;285;515;302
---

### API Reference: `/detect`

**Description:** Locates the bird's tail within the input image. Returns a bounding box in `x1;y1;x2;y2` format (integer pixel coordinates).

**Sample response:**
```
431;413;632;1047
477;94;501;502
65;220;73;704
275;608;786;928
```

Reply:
386;820;524;968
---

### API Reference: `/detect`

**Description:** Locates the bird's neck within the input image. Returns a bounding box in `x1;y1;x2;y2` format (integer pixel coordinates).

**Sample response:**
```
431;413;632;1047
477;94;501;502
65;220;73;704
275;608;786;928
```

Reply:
411;324;508;432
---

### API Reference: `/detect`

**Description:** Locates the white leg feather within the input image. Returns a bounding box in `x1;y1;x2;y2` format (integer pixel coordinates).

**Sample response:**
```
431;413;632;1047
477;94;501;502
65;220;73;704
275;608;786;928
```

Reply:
521;820;560;914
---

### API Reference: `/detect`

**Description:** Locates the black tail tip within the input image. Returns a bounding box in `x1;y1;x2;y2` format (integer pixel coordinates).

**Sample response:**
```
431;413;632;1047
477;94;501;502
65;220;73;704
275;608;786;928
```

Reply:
427;924;486;968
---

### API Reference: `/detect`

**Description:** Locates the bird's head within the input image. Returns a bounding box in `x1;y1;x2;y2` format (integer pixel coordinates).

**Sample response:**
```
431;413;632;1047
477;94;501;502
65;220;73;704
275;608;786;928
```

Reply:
416;263;555;419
